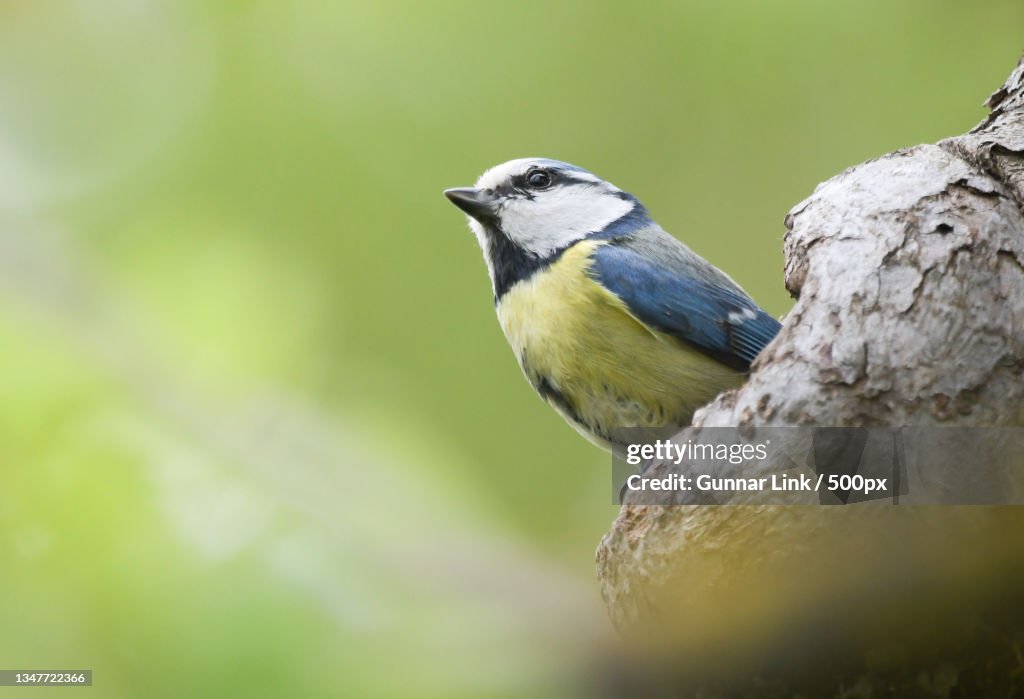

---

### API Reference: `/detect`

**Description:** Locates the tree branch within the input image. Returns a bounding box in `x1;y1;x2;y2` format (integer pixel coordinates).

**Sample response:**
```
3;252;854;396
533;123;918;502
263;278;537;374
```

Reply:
596;54;1024;697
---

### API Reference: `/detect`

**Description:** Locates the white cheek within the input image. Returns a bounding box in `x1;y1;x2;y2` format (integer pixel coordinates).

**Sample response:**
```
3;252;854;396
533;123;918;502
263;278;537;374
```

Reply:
468;219;496;286
501;188;633;256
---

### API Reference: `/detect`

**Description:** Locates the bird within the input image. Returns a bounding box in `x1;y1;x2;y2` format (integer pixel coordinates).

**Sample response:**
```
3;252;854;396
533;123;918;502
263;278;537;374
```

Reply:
444;158;780;452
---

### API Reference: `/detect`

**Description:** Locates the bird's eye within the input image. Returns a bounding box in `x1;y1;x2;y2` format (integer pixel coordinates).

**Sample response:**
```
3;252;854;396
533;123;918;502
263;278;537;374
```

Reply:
525;168;553;189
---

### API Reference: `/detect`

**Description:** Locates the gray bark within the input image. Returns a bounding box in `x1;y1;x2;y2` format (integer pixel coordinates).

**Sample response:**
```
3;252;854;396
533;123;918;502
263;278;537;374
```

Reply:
596;57;1024;697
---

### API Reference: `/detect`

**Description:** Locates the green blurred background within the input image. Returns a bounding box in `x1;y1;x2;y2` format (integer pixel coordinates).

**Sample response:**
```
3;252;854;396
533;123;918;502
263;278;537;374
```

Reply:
0;1;1019;696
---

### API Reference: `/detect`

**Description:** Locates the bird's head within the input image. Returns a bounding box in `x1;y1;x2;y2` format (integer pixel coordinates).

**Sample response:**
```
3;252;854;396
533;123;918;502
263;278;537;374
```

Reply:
445;158;649;296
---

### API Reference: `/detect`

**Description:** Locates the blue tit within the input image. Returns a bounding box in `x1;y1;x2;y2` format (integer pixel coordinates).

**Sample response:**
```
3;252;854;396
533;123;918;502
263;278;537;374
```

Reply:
444;158;781;451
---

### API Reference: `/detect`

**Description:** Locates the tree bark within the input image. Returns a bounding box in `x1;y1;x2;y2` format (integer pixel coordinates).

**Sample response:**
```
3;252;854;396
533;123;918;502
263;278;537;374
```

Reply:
596;56;1024;697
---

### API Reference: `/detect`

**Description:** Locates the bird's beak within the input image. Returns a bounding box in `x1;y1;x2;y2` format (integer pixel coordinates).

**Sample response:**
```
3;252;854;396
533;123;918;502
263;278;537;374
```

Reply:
444;187;497;222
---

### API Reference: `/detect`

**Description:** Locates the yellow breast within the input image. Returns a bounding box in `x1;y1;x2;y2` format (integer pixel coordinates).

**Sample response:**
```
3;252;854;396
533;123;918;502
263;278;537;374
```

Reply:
496;240;743;448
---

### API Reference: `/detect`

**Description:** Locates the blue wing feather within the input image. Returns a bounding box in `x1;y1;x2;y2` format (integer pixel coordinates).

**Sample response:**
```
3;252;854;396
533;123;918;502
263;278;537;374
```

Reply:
591;243;780;370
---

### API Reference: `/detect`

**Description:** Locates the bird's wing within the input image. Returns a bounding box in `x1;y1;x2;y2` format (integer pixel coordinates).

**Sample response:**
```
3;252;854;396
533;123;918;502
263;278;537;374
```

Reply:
590;236;781;371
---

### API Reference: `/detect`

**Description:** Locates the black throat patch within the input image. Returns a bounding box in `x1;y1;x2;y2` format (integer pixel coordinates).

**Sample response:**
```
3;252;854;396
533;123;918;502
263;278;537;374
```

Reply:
485;223;570;303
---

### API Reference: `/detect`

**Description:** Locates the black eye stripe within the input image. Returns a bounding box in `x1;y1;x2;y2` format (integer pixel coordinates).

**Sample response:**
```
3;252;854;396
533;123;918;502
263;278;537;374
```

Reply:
511;168;561;192
525;168;552;189
499;168;602;196
494;182;527;199
560;173;599;186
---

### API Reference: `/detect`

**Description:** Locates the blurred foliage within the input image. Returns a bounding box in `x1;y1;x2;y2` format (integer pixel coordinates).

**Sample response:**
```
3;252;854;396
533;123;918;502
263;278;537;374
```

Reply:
0;1;1020;696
